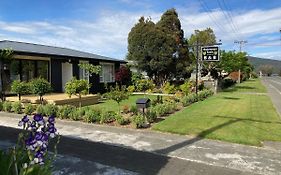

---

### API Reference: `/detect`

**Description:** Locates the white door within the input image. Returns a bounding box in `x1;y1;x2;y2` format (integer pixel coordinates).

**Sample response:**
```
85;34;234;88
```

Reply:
61;62;73;92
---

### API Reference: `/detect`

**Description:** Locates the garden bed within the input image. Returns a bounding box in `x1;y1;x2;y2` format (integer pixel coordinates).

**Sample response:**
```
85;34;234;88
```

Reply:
6;93;99;107
0;90;214;130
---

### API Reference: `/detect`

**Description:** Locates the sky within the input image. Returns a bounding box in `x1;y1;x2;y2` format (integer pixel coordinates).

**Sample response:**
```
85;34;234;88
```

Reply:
0;0;280;60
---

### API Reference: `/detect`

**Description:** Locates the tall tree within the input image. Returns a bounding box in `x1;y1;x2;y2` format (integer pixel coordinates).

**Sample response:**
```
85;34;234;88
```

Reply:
127;9;190;85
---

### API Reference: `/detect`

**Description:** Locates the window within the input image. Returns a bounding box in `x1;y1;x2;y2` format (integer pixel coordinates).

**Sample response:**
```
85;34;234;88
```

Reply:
37;61;49;80
99;63;115;83
22;60;35;81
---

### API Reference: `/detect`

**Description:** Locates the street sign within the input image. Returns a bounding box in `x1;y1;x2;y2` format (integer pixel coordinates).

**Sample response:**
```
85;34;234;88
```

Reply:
201;46;220;62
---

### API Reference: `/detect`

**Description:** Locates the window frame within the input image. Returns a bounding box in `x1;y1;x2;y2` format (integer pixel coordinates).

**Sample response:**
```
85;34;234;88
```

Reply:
99;62;115;83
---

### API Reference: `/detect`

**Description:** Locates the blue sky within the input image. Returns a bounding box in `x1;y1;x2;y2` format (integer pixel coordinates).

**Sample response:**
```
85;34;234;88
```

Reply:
0;0;280;60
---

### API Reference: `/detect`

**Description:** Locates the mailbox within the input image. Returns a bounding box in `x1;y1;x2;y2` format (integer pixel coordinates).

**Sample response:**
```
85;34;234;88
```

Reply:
136;98;151;112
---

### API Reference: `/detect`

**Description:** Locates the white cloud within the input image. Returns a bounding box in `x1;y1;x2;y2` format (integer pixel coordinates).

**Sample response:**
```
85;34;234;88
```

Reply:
0;6;280;60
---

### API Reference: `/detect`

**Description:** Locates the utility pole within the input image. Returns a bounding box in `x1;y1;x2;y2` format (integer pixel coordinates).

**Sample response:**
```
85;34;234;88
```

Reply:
234;40;247;83
195;38;199;95
188;40;222;95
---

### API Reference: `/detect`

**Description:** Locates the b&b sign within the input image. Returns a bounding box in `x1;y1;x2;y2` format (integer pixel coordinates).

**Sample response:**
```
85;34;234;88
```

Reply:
201;46;220;62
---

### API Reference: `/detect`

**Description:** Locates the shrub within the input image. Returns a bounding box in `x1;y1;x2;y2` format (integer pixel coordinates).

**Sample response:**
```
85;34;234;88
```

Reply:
24;103;35;115
43;104;58;116
221;77;235;89
36;104;45;115
132;114;146;128
162;82;177;94
65;77;91;107
122;105;130;114
12;101;22;114
69;109;81;121
146;109;157;123
130;105;138;114
0;101;3;111
181;93;198;107
136;79;155;93
174;91;184;102
106;85;129;113
58;105;75;119
100;111;116;124
115;114;130;125
127;85;135;93
151;95;163;106
3;101;12;112
83;107;102;123
115;65;132;86
180;81;192;96
30;78;52;103
131;72;144;86
11;80;30;100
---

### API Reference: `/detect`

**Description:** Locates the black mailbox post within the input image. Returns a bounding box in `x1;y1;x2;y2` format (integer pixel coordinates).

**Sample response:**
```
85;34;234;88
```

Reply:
136;98;151;113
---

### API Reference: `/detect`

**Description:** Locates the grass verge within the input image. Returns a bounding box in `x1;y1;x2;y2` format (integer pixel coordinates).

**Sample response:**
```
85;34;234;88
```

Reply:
152;79;281;146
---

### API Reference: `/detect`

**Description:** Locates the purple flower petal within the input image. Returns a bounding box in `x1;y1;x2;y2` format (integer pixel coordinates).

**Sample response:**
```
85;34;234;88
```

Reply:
48;115;55;123
22;115;29;123
33;114;43;122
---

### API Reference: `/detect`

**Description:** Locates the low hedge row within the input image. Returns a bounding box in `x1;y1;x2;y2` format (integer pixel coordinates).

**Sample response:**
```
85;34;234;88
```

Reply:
0;89;214;129
181;89;214;107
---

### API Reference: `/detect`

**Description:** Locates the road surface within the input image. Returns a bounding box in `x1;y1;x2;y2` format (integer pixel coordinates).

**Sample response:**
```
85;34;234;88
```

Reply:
262;76;281;116
0;125;252;175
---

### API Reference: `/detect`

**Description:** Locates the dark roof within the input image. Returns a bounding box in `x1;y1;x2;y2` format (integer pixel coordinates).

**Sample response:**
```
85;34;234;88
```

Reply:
0;40;126;63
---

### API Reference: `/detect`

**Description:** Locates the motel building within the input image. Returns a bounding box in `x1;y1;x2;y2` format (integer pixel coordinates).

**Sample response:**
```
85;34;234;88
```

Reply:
0;40;126;95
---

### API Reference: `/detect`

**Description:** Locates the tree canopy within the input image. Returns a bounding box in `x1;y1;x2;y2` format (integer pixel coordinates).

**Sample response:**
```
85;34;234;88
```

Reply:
127;9;191;85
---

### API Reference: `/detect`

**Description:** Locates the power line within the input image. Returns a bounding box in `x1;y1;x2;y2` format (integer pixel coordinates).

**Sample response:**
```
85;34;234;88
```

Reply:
216;0;240;40
220;0;241;37
198;0;229;36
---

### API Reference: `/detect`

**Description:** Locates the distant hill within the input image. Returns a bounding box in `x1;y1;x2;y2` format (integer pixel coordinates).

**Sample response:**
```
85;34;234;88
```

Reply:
247;56;281;74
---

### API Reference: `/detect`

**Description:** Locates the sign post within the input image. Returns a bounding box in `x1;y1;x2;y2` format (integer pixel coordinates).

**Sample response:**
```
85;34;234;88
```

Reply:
201;46;220;62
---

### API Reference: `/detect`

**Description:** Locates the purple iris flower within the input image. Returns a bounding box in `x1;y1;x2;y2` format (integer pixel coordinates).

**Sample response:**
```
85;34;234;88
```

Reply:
35;151;44;158
48;115;55;124
34;114;44;125
41;133;49;142
48;127;57;133
18;115;29;127
30;122;37;130
19;113;58;165
35;132;43;141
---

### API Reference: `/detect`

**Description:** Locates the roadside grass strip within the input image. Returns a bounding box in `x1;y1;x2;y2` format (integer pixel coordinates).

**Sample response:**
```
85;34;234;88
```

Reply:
153;79;281;146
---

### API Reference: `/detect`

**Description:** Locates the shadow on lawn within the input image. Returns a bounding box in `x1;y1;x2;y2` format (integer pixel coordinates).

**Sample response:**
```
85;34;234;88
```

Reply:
213;115;281;125
155;117;242;154
222;96;240;100
223;86;256;92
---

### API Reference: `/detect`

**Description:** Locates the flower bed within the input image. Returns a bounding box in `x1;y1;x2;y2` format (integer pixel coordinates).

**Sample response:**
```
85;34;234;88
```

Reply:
0;90;214;129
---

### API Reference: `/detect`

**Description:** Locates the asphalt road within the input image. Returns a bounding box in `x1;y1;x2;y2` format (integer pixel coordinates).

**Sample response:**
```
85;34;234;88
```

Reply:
262;76;281;116
0;125;252;175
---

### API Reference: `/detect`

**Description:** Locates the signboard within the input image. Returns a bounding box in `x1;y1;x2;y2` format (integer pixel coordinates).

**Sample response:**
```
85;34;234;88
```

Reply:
201;46;220;62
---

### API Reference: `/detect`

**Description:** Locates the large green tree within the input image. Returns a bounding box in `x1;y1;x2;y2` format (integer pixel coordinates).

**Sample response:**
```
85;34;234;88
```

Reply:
211;51;253;79
127;9;190;85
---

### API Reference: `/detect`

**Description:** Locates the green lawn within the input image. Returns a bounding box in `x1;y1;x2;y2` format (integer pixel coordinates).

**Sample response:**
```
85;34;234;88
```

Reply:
153;79;281;146
223;79;266;93
94;94;157;112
